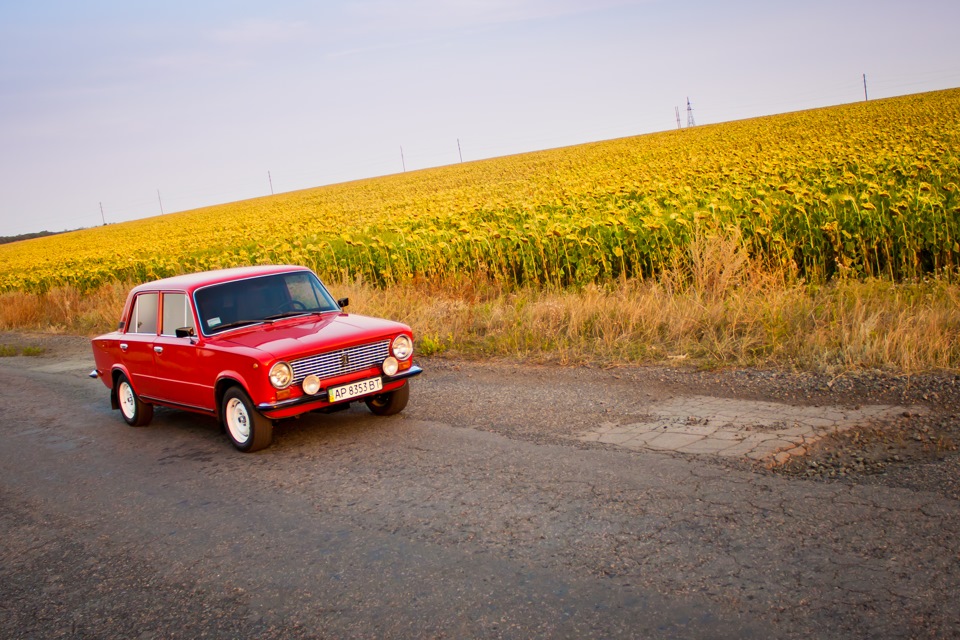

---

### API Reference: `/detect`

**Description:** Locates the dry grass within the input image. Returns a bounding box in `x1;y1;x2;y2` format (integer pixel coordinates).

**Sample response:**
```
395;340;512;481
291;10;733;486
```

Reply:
0;283;128;335
338;282;960;372
2;238;958;373
336;234;960;372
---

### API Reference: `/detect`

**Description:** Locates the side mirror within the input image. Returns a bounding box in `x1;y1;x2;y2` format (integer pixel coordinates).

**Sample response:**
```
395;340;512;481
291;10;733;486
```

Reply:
337;297;350;309
118;321;126;330
175;327;195;338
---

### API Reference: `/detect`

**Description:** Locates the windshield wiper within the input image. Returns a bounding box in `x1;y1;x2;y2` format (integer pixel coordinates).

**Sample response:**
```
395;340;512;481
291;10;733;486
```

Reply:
209;319;263;332
263;310;322;322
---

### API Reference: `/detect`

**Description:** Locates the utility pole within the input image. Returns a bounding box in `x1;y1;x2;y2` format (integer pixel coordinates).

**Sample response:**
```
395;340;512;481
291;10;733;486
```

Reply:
99;202;106;226
457;138;463;163
157;189;164;215
675;106;681;130
268;171;274;195
686;97;696;128
400;146;406;172
863;73;868;101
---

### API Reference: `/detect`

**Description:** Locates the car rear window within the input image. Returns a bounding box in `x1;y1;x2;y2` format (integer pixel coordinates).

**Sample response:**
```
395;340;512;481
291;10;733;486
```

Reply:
130;293;158;334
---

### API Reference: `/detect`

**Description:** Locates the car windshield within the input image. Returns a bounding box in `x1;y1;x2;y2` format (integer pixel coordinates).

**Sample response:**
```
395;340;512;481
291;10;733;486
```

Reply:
194;271;340;335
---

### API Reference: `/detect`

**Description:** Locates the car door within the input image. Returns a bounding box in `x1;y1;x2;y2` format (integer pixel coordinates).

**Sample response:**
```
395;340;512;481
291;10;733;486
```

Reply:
119;291;160;398
150;292;216;412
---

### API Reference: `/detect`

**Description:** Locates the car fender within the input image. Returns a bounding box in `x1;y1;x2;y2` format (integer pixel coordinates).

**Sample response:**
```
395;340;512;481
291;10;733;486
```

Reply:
108;364;137;410
213;370;257;417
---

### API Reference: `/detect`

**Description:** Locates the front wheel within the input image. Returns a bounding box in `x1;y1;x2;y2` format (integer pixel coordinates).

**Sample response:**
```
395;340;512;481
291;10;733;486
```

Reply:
365;381;409;416
116;373;153;427
222;387;273;452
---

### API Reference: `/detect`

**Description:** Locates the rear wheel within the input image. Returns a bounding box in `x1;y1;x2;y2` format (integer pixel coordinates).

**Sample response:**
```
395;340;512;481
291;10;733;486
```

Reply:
116;373;153;427
222;387;273;452
365;381;409;416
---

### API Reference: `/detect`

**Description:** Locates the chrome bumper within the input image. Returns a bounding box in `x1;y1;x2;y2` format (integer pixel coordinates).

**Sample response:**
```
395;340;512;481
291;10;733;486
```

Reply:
257;365;423;412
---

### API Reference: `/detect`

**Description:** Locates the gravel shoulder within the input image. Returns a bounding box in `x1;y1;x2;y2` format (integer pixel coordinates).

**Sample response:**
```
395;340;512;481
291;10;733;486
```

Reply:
4;330;959;495
410;356;960;501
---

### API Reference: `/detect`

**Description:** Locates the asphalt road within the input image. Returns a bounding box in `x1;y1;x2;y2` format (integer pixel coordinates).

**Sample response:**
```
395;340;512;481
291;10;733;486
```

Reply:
2;338;958;639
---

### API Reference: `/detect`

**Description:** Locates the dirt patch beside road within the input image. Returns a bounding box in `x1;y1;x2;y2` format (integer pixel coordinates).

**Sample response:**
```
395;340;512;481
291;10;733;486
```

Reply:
412;358;960;500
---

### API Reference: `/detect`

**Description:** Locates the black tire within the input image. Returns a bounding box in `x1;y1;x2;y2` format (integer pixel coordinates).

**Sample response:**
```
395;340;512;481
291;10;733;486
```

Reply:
365;381;409;416
116;373;153;427
221;387;273;452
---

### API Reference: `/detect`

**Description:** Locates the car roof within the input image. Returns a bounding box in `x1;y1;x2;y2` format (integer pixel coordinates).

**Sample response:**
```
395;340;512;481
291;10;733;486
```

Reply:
129;265;311;295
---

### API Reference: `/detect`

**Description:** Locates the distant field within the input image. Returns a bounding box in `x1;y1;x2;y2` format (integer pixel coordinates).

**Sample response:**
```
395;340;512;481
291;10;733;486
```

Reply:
1;89;958;294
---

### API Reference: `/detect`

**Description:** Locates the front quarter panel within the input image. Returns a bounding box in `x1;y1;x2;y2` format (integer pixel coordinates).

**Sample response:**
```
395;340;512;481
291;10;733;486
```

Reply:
199;340;277;413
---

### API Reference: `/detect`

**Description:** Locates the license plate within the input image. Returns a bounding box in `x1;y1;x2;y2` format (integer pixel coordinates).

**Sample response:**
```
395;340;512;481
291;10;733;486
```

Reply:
328;376;383;403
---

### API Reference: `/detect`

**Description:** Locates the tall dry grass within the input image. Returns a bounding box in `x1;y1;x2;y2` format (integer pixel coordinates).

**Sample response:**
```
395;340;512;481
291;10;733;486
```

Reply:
0;283;128;335
337;233;960;372
2;237;958;372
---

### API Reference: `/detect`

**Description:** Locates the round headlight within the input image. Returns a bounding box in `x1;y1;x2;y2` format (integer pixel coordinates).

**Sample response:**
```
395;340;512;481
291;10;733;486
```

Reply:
269;362;293;389
382;356;399;377
392;335;413;361
302;374;321;395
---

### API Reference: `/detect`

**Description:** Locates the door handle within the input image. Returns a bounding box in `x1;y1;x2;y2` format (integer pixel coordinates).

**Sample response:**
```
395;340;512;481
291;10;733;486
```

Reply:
154;346;164;354
120;343;128;352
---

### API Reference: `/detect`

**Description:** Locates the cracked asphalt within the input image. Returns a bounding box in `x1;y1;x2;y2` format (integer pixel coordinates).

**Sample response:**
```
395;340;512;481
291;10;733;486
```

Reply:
1;334;959;638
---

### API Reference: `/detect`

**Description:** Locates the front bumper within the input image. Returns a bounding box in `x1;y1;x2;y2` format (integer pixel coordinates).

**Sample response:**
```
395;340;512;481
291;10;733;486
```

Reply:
256;365;423;413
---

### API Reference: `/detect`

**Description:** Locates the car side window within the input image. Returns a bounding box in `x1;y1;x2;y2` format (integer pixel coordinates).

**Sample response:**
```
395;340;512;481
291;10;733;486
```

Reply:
161;293;196;337
130;293;159;334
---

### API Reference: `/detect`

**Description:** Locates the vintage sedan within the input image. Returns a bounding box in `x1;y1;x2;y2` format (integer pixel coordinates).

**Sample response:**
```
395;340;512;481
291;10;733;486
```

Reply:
90;265;421;452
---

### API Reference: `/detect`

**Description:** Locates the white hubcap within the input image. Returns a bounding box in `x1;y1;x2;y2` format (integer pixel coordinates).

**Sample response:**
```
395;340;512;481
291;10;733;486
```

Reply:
119;381;136;419
226;398;251;442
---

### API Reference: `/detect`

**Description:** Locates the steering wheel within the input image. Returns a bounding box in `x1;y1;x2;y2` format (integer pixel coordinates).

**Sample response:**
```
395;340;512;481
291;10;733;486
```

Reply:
273;300;307;314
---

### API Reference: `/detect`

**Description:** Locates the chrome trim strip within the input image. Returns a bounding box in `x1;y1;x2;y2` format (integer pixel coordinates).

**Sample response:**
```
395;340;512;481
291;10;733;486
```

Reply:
140;396;217;415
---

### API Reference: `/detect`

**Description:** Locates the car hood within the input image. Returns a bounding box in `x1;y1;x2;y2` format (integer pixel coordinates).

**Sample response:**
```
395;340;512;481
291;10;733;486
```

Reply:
217;313;409;359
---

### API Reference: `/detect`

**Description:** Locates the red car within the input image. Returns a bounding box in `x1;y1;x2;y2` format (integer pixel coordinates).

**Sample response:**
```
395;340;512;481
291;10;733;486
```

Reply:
90;265;421;452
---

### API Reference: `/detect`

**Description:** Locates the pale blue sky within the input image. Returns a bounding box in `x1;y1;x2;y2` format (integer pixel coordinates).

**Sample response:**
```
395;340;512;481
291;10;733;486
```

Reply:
1;0;958;236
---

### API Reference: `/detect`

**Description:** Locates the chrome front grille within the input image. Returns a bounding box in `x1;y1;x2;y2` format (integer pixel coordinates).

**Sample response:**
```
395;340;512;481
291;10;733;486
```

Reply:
290;340;390;384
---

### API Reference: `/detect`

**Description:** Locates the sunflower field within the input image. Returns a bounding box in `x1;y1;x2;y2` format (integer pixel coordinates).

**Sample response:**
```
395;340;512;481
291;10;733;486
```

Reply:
1;89;958;294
